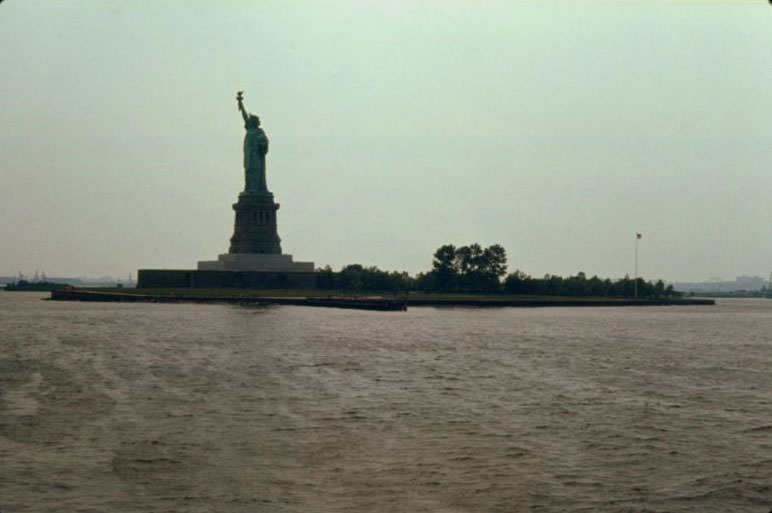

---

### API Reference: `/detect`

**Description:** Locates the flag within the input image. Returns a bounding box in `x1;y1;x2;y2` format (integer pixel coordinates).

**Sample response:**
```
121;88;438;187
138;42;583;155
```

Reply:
636;233;642;239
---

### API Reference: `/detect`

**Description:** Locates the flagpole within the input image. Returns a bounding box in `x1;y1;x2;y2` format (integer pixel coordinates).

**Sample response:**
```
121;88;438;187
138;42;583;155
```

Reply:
634;233;640;299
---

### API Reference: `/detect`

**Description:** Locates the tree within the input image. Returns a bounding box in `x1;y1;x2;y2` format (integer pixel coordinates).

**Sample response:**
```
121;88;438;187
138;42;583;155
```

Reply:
339;264;364;290
503;270;529;294
454;243;507;292
431;244;458;291
414;271;436;292
484;244;508;280
455;244;480;290
316;265;335;289
454;244;474;275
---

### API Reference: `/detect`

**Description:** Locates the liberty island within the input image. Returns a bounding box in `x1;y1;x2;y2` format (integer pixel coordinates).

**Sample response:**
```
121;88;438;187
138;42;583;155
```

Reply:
121;95;710;305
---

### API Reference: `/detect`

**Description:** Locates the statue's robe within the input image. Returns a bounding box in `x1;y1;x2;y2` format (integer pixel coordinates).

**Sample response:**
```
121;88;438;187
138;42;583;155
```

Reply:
244;127;269;194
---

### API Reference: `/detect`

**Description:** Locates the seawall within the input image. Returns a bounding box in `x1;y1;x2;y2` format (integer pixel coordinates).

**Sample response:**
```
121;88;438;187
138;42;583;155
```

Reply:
49;288;406;311
49;288;713;310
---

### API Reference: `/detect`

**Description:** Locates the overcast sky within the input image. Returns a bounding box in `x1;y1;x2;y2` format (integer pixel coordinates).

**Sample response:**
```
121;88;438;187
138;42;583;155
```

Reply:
2;0;771;282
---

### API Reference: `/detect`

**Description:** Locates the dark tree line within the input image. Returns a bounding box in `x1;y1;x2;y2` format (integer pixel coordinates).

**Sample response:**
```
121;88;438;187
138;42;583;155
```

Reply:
502;271;676;298
316;243;678;298
316;264;413;292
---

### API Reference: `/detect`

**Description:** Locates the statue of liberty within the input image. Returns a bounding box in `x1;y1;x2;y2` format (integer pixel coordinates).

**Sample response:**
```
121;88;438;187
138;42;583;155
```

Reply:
237;91;270;195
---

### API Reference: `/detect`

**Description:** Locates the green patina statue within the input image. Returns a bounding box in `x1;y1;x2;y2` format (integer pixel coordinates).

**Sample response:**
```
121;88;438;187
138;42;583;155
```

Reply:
237;91;270;195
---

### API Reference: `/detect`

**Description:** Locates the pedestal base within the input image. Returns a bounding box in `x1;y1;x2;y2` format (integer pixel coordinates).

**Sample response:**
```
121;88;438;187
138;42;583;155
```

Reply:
137;269;316;289
197;253;314;272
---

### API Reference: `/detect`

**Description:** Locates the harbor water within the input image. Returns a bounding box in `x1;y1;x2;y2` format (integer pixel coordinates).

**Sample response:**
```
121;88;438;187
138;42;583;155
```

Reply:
1;292;770;512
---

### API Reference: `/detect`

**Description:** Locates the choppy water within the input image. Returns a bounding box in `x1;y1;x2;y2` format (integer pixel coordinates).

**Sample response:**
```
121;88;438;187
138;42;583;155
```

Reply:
1;292;771;512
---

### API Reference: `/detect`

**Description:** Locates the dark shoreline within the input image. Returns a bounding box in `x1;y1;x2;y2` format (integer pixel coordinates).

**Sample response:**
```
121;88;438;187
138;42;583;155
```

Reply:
48;288;714;311
49;288;407;311
405;297;714;307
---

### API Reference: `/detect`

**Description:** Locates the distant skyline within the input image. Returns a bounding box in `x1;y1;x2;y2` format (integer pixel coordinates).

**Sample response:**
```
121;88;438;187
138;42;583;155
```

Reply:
2;1;771;282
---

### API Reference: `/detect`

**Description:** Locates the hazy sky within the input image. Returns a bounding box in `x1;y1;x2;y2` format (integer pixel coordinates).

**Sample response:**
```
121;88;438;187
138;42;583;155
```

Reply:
2;1;771;282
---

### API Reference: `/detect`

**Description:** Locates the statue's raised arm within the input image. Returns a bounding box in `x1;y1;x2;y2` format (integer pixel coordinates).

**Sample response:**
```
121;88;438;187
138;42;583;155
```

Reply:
236;90;249;124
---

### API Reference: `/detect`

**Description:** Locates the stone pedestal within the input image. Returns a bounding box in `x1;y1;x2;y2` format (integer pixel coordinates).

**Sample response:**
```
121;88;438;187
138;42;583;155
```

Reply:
197;190;314;274
229;193;281;254
197;253;314;272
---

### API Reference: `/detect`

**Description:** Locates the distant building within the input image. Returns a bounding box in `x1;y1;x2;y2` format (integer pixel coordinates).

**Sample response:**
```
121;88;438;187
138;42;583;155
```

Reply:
673;276;767;295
